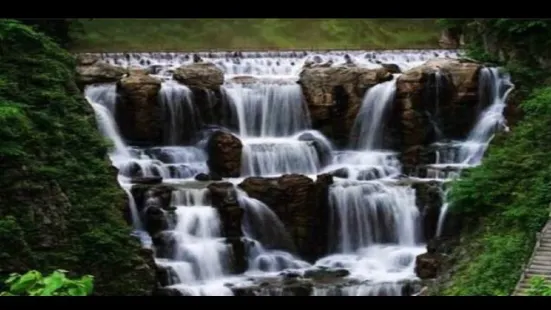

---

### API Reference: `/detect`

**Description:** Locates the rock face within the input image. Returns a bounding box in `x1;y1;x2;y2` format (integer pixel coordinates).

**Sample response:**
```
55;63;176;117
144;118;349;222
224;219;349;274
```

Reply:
207;182;247;274
174;63;224;89
394;58;483;171
116;70;162;145
206;131;243;178
412;181;443;241
238;174;334;261
129;184;175;236
75;55;126;88
173;62;236;129
298;67;393;146
415;252;444;279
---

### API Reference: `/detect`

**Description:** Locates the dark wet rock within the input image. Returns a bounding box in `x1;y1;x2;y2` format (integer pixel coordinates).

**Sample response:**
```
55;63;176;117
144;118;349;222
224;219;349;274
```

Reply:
395;58;483;169
206;131;243;178
209;172;223;181
194;173;211;181
193;53;203;63
146;65;164;75
298;66;393;146
116;69;163;145
207;182;243;239
130;176;163;185
225;237;247;274
328;167;349;179
280;270;302;279
382;63;402;74
173;62;224;90
415;252;444;279
130;184;176;215
303;268;350;279
76;56;126;87
231;279;314;296
153;287;184;296
238;174;334;261
412;181;443;240
143;204;168;236
296;132;333;167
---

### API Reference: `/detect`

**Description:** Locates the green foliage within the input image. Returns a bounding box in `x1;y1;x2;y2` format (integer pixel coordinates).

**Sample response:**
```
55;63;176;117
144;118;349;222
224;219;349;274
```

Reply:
526;276;551;296
16;19;83;48
0;270;93;296
71;19;441;52
0;19;154;295
439;19;551;98
437;87;551;295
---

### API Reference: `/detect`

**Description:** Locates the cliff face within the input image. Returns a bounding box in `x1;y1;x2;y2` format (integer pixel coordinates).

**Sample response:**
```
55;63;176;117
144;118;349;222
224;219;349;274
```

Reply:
0;20;155;295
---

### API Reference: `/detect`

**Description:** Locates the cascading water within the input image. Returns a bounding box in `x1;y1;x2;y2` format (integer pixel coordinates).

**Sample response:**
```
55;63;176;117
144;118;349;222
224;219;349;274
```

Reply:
158;80;199;145
350;78;398;150
157;188;235;296
82;49;514;296
431;67;514;234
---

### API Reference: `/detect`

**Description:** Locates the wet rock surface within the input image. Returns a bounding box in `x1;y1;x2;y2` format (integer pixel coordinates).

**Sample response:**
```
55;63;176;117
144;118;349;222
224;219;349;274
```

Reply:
116;70;163;145
394;58;483;170
238;174;334;261
415;252;444;279
412;181;443;240
298;67;393;146
206;131;243;178
173;62;224;90
76;56;127;88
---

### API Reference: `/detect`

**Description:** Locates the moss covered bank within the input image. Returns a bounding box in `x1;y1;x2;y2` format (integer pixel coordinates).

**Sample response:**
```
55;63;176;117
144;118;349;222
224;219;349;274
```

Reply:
0;19;155;295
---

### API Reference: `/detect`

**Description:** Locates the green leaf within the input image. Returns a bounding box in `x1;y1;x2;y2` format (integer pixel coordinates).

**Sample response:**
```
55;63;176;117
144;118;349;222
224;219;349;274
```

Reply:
5;273;21;285
9;270;41;294
40;271;66;296
79;275;94;295
67;286;87;296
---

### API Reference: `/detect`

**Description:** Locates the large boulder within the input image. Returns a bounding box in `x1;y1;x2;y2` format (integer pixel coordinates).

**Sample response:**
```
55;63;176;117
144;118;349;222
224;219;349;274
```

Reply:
238;174;334;261
173;63;237;129
395;58;483;170
116;69;163;145
298;67;392;146
206;131;243;178
415;252;444;279
173;62;224;90
75;54;126;88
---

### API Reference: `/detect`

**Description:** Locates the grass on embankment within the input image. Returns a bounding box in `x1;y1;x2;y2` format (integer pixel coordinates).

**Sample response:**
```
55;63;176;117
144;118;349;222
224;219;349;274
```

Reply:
70;19;441;52
430;87;551;296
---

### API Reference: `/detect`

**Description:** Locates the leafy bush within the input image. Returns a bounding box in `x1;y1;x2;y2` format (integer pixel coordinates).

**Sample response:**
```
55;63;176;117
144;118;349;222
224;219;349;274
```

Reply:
0;270;93;296
437;87;551;295
526;276;551;296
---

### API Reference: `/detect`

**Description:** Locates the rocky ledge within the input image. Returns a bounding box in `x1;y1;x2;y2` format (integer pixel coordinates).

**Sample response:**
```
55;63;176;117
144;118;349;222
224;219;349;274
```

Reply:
75;55;504;169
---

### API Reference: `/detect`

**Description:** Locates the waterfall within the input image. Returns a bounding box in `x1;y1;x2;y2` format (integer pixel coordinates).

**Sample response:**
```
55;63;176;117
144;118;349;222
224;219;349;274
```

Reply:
434;67;514;236
350;78;398;150
237;191;310;273
457;67;514;165
158;80;200;145
224;82;310;137
328;180;421;253
82;49;514;297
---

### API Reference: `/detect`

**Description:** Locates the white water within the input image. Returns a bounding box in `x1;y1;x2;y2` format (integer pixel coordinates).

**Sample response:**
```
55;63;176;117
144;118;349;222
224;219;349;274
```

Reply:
82;49;515;296
434;67;514;235
158;80;198;145
350;78;398;150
